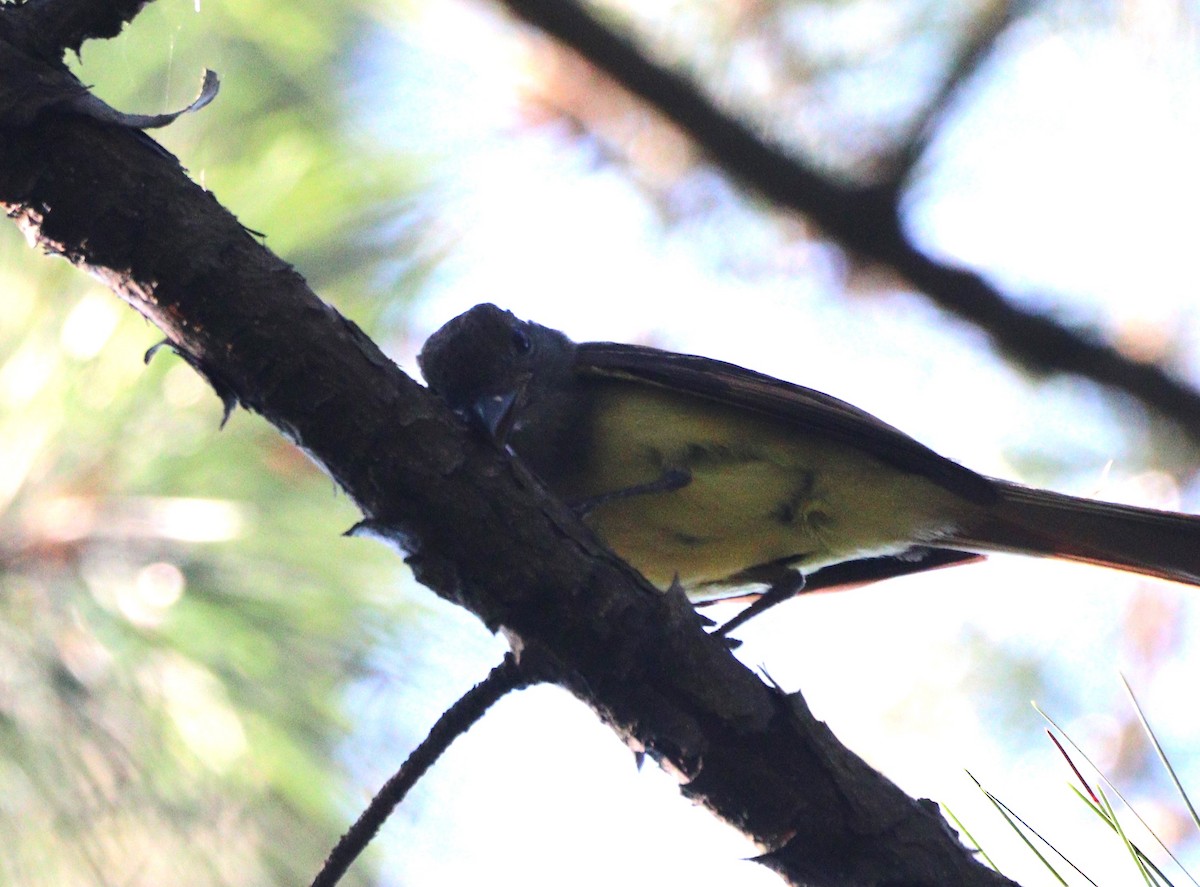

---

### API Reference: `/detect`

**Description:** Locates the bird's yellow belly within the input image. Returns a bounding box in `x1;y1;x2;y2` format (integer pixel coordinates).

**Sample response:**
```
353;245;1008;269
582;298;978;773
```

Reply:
562;387;967;594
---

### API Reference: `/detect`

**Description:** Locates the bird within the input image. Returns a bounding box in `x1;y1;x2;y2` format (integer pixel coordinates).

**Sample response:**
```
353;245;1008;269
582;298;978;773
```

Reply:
418;303;1200;633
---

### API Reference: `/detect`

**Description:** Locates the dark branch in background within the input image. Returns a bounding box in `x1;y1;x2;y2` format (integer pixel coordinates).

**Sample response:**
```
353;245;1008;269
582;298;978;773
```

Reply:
0;11;1019;885
494;0;1200;446
883;0;1023;184
312;655;533;887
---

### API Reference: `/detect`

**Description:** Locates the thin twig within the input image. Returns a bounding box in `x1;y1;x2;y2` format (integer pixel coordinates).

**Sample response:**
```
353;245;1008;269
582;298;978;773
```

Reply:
311;654;536;887
885;0;1025;183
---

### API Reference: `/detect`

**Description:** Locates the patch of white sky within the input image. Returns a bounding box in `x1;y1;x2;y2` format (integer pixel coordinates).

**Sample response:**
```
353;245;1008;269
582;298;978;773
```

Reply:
347;3;1200;885
911;16;1200;333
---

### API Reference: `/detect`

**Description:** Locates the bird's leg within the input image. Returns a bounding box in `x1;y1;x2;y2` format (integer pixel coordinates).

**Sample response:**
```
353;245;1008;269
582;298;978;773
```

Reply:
711;564;806;637
572;467;692;518
709;548;983;637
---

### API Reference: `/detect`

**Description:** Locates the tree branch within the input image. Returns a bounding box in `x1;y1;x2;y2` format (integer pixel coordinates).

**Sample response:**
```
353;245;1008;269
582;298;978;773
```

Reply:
0;26;1018;887
494;0;1200;445
6;0;154;60
312;655;534;887
884;0;1023;184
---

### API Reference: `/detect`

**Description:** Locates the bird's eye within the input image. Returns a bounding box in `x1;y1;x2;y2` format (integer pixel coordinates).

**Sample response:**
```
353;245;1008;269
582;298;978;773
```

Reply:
511;327;532;355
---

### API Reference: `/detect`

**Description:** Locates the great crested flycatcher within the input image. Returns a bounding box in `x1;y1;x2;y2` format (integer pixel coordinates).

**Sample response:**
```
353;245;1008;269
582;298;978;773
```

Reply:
419;303;1200;631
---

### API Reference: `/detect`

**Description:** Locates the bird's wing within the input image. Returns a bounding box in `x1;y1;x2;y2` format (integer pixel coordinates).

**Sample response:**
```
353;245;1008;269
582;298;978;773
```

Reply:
576;342;997;505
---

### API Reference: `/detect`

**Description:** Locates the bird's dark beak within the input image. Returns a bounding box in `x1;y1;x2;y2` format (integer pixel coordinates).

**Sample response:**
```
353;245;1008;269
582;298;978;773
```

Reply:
470;374;530;445
472;390;520;444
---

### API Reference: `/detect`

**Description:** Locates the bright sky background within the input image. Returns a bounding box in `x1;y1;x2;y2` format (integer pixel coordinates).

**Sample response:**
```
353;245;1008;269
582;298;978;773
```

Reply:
345;3;1200;885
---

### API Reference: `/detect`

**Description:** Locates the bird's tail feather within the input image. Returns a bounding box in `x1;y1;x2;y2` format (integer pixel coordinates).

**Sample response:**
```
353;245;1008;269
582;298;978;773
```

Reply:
945;480;1200;587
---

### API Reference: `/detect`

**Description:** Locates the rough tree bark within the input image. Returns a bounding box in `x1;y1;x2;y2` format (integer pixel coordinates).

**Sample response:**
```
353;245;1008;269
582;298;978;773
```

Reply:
0;3;1020;885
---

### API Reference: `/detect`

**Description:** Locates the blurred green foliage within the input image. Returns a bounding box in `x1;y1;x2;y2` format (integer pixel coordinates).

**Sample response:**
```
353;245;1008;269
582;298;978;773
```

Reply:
1;1;421;884
6;0;1197;883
